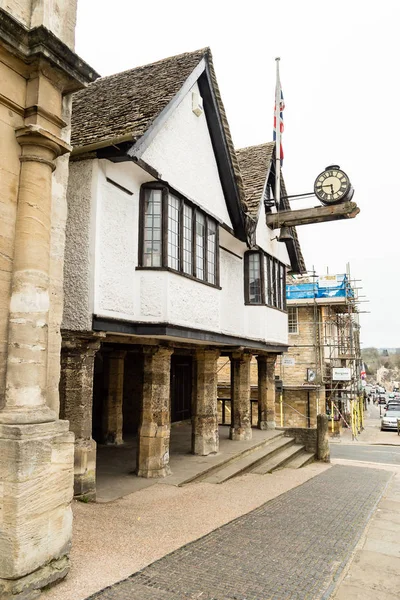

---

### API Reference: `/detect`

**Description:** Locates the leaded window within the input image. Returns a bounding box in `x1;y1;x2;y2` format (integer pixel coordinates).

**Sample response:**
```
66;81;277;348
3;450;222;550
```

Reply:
143;189;162;267
245;251;286;309
139;184;219;287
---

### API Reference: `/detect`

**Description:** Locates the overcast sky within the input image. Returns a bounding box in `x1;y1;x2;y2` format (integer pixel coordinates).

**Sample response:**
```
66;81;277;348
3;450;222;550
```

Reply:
75;0;399;349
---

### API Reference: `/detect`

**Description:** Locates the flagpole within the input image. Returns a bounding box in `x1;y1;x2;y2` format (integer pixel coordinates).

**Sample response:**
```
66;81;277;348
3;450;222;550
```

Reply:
274;57;281;210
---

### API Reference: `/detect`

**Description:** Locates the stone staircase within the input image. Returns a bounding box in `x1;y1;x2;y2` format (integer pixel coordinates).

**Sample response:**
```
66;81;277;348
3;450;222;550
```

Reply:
186;431;314;485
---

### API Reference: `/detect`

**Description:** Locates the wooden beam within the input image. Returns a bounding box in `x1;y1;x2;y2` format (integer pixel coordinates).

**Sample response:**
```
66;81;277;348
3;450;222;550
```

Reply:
266;201;360;229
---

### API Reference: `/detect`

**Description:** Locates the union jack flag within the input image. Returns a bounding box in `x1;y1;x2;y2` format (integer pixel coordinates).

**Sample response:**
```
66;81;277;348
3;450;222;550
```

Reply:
273;89;285;162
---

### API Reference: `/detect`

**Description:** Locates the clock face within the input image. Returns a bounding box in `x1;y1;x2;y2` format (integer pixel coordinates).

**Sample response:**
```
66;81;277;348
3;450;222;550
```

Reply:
314;167;350;204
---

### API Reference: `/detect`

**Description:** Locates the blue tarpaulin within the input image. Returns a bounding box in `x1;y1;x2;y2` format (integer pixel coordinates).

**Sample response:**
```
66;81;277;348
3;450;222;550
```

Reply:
287;275;354;300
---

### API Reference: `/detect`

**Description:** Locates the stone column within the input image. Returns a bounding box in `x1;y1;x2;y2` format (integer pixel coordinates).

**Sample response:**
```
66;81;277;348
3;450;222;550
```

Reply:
192;349;220;455
230;352;252;441
256;355;268;430
102;350;127;445
266;354;278;429
60;336;101;500
137;347;173;478
1;126;70;424
0;126;75;595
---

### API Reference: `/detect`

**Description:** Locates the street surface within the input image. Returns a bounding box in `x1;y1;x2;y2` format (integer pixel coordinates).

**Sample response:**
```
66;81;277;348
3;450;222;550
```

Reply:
87;465;390;600
331;444;400;465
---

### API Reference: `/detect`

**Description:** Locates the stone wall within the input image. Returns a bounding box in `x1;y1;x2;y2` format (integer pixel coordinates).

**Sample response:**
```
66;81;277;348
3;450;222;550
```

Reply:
0;58;24;409
281;426;318;454
277;305;320;386
0;0;78;48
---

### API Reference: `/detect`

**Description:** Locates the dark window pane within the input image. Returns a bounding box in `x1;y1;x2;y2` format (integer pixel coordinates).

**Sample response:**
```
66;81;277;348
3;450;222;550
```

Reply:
196;212;205;280
168;194;180;270
248;253;262;303
143;189;162;267
207;219;216;284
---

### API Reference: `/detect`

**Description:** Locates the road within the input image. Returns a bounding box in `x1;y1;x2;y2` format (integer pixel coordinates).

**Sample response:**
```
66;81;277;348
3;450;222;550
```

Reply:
330;394;400;464
330;443;400;464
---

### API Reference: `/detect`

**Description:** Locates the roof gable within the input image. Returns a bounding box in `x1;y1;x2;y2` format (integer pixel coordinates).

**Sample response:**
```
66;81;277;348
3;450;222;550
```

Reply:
71;48;248;241
236;142;306;274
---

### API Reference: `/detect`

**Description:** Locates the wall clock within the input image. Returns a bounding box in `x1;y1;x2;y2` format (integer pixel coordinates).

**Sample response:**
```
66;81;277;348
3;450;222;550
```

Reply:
314;165;354;205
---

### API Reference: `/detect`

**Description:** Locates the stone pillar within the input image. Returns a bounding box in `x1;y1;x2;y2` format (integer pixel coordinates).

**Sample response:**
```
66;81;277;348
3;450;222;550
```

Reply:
1;126;70;424
137;347;173;478
256;355;268;430
317;414;330;462
102;350;126;445
192;349;220;455
230;352;252;441
60;336;101;500
265;354;278;429
0;126;75;596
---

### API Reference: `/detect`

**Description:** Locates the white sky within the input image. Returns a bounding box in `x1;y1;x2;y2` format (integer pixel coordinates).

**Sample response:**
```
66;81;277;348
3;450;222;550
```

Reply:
75;0;400;348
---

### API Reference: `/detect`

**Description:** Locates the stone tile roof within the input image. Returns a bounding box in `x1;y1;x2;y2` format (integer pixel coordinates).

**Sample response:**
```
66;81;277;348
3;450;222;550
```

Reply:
71;47;247;222
236;142;275;219
237;142;306;273
71;48;207;149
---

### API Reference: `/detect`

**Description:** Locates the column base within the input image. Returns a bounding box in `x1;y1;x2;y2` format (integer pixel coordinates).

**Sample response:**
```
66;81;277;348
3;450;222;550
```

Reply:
192;416;219;456
0;556;69;600
136;465;172;478
0;421;74;586
136;424;171;478
267;420;276;430
257;420;269;430
74;438;97;501
0;404;56;425
229;426;252;441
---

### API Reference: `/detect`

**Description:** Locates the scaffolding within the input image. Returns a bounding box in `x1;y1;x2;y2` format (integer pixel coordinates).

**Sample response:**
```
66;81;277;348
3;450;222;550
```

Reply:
283;264;365;437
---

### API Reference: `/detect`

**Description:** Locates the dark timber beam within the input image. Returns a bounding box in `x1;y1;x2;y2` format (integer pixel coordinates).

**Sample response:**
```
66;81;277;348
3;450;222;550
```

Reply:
266;201;360;229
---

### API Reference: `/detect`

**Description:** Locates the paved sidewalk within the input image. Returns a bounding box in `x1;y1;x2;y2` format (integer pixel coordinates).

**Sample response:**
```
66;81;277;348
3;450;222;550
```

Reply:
332;467;400;599
86;466;391;600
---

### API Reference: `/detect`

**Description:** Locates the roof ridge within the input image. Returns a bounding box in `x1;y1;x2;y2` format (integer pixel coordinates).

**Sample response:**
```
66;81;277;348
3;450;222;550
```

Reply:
236;141;275;153
90;47;209;85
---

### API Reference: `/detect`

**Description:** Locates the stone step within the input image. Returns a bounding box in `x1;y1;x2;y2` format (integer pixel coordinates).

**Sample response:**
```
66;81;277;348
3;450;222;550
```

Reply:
182;430;285;485
200;437;296;484
285;451;315;469
251;444;306;474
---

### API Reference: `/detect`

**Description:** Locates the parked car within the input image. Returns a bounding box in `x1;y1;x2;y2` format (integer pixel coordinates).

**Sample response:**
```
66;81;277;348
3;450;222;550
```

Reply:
381;410;400;431
378;396;387;405
386;402;400;411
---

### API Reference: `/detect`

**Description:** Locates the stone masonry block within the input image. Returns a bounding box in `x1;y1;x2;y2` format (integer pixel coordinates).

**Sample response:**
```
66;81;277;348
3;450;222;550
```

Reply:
0;421;74;580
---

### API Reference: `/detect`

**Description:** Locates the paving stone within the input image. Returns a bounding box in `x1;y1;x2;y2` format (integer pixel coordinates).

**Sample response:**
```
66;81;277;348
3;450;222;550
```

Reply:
86;465;390;600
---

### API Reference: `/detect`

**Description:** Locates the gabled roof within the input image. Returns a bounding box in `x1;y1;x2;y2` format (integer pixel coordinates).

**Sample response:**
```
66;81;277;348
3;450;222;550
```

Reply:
71;49;207;149
71;48;248;241
236;142;306;274
236;142;275;219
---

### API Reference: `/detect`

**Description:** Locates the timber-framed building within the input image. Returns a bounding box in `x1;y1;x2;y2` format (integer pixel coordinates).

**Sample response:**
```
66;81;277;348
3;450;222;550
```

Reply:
61;48;306;500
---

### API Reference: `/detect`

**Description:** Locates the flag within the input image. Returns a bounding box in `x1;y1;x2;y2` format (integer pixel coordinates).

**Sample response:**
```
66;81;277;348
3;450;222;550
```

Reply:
360;363;366;380
273;89;285;162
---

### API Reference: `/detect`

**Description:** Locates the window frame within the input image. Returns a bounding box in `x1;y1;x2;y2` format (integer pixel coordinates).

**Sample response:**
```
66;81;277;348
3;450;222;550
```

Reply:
138;183;220;289
244;250;287;311
288;306;299;334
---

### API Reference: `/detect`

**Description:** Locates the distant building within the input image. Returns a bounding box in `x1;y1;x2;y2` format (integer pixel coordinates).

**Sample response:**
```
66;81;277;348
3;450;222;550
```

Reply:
276;273;362;429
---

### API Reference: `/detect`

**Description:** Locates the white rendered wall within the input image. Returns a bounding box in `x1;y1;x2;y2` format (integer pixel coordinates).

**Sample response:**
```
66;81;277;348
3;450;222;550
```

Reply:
64;81;290;346
141;82;233;228
255;202;291;264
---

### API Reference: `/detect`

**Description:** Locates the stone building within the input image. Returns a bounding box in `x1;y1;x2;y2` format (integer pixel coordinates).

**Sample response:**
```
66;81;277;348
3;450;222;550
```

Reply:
61;48;306;502
0;2;97;597
275;273;362;429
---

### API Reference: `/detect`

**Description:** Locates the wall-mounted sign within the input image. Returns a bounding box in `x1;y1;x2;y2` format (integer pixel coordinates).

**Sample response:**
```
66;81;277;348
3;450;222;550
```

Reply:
332;367;351;381
282;356;296;366
319;275;339;287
